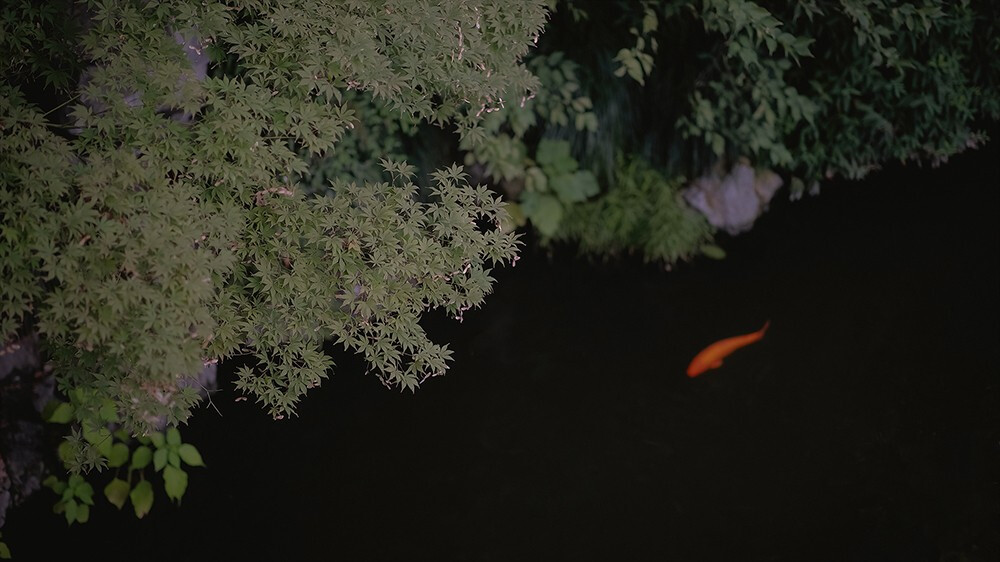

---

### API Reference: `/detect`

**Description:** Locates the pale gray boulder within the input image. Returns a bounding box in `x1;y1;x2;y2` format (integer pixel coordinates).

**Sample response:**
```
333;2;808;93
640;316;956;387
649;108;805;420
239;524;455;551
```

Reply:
682;159;784;235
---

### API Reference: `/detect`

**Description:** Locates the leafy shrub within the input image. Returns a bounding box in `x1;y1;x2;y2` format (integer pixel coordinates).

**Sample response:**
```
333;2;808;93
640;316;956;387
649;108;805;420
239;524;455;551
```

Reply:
555;155;714;263
676;0;999;186
1;0;546;468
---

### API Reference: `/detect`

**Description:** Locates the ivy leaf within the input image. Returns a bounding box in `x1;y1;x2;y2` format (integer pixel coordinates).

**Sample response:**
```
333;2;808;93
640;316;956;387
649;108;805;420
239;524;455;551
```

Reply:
168;450;181;468
163;465;188;503
104;478;130;509
129;480;154;518
178;444;205;467
0;540;10;559
130;446;152;470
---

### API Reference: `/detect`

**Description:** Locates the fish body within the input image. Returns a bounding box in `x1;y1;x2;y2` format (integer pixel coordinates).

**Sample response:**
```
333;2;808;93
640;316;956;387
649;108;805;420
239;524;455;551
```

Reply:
686;321;769;377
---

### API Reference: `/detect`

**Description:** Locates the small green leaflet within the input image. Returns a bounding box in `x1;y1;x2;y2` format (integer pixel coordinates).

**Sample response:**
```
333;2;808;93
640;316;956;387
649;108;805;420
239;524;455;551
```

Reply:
130;480;154;518
130;446;152;470
153;447;168;471
551;171;599;204
107;443;129;468
166;428;181;446
104;478;130;510
521;192;563;237
163;465;188;503
43;401;74;424
178;444;205;467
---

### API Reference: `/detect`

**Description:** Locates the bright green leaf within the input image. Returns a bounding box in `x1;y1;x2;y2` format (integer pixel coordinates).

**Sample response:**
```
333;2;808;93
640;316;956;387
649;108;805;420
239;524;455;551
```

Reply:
57;441;74;465
83;427;113;458
130;446;152;470
700;244;727;259
63;498;77;525
130;480;154;518
104;478;130;510
45;402;74;424
163;465;188;503
178;444;205;467
168;450;180;468
76;503;90;523
153;447;168;472
107;443;129;468
43;475;65;494
148;432;164;448
75;482;94;505
98;401;118;423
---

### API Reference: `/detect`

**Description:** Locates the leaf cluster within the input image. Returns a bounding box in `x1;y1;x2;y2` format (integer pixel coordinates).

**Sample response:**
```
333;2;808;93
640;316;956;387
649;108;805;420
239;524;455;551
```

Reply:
675;0;998;185
43;406;205;522
555;155;714;263
2;0;543;450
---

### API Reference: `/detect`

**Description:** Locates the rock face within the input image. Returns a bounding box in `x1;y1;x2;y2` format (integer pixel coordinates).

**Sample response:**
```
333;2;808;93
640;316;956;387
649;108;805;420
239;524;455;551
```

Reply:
682;160;784;235
0;334;49;529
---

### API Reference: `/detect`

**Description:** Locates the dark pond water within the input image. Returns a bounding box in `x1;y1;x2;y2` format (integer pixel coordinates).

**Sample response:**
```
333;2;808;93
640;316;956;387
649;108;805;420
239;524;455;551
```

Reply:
6;137;999;560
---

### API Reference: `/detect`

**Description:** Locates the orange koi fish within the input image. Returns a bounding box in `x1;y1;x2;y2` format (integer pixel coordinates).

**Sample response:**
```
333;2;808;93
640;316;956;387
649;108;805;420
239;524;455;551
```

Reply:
686;321;769;377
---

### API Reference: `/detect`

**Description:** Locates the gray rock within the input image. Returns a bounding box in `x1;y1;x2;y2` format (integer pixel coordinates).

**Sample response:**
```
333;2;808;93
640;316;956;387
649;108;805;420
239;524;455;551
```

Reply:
683;160;784;235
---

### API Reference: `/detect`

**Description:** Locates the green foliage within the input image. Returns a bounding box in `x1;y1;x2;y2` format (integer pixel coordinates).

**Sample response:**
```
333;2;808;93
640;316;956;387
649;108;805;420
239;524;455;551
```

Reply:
1;0;544;467
44;422;206;522
459;51;600;238
613;3;660;85
43;474;94;525
675;0;998;184
0;1;82;91
517;139;599;236
461;50;597;184
298;90;419;194
555;155;714;264
129;480;154;519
